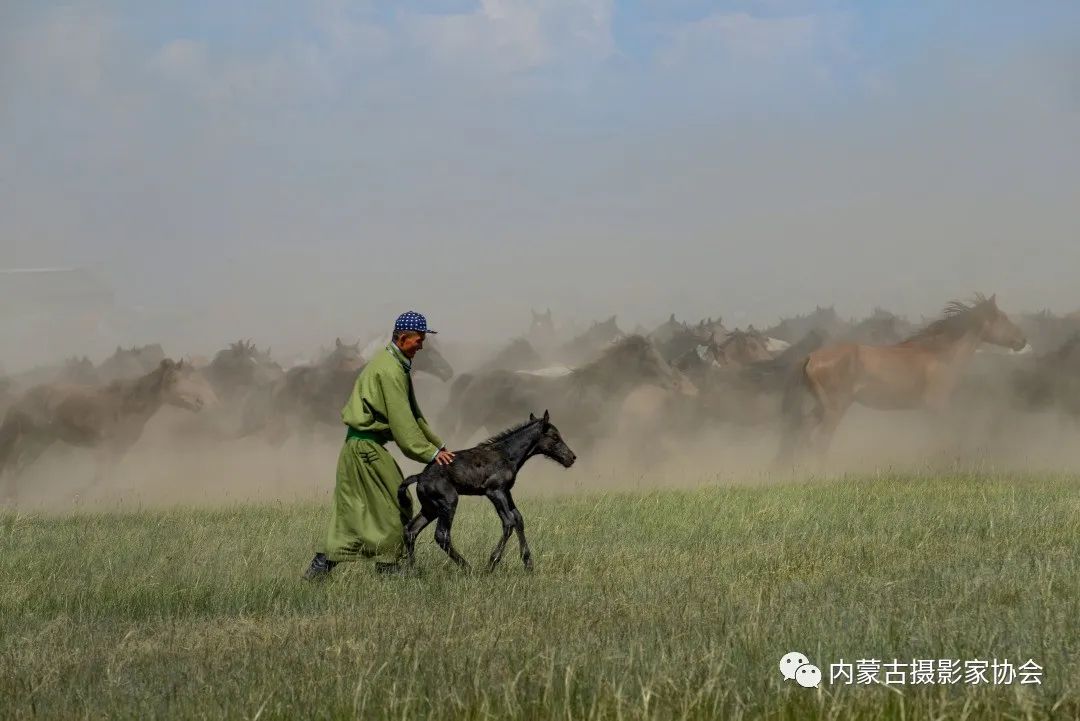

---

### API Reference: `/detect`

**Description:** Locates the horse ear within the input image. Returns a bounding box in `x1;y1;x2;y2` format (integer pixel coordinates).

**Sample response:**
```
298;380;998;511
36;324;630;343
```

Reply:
529;412;537;421
990;293;997;306
542;409;550;424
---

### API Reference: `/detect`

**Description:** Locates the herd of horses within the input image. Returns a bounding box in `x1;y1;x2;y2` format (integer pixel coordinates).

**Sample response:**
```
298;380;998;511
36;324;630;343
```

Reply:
3;294;1080;502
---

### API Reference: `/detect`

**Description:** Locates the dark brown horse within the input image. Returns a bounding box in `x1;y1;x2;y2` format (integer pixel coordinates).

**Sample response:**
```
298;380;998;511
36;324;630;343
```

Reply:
527;308;558;351
557;315;624;365
96;343;167;383
0;359;218;501
203;339;284;402
237;337;453;444
439;335;695;450
777;295;1027;464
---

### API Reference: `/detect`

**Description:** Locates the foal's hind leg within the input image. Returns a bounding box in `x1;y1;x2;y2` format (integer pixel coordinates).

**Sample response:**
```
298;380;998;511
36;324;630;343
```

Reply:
433;492;469;570
403;511;434;567
485;489;516;572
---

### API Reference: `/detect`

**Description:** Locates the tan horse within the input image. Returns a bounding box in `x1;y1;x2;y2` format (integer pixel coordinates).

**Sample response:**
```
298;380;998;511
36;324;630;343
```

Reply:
777;295;1027;464
0;359;217;502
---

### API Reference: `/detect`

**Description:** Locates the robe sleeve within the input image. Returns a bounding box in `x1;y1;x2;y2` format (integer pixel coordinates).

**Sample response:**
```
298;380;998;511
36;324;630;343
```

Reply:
377;369;441;463
417;416;444;452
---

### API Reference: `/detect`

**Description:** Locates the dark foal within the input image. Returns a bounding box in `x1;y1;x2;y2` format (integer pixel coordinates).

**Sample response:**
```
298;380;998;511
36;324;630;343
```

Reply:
398;411;576;572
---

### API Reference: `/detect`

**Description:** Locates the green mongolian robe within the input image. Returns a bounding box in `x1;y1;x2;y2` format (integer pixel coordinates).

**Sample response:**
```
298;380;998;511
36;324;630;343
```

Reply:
320;343;444;564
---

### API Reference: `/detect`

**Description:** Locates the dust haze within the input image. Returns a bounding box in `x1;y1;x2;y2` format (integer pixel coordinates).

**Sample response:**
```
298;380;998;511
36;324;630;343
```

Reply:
3;2;1080;509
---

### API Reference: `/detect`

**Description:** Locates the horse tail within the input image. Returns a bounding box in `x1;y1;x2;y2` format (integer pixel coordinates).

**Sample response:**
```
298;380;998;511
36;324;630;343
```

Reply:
776;357;811;464
781;357;810;417
398;474;420;526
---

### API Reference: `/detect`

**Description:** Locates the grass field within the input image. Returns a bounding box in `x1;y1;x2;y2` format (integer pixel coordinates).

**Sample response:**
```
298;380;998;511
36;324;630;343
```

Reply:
2;471;1079;720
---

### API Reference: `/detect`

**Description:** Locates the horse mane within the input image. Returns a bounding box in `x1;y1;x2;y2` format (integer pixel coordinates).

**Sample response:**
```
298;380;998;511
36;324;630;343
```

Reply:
107;360;171;408
904;294;993;343
573;335;652;375
479;417;543;446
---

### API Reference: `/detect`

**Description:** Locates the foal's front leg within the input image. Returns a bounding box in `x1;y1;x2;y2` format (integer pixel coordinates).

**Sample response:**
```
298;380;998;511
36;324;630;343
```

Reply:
505;491;533;571
485;489;516;572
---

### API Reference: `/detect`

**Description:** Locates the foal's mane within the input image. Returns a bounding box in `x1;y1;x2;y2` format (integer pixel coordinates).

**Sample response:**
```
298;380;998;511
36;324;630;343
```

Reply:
479;417;543;446
904;294;994;343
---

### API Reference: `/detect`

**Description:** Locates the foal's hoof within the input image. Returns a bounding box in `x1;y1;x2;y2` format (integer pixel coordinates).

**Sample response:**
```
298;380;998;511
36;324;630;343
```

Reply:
523;559;534;573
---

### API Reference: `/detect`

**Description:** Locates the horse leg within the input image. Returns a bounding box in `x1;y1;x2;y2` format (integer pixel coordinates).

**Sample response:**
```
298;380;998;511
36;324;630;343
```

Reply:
403;489;438;568
776;361;817;466
0;425;22;503
805;370;847;469
73;445;122;502
4;434;55;504
485;489;516;573
506;491;533;571
433;493;469;570
813;407;848;468
402;512;433;567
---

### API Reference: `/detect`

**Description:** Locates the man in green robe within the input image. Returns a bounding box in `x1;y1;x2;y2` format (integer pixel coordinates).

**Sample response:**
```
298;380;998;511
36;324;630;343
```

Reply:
303;311;455;579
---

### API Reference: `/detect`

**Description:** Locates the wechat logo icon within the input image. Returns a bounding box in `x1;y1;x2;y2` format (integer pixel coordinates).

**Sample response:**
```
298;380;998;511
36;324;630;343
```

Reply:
780;651;822;688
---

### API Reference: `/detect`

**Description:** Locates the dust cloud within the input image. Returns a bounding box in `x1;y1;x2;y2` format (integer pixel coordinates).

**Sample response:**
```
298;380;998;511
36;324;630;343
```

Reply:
3;4;1080;509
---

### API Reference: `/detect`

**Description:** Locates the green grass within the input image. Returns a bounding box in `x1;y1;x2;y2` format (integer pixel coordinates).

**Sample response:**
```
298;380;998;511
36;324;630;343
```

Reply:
2;472;1079;720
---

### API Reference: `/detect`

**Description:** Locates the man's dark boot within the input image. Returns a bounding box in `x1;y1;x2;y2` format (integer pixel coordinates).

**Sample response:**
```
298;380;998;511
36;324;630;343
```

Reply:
303;553;336;581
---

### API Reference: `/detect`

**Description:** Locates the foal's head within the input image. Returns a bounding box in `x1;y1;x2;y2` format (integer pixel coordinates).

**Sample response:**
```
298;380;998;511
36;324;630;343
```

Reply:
529;411;577;468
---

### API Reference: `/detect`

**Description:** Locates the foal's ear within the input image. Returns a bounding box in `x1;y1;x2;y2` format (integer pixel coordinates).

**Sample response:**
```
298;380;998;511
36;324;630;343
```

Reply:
529;412;537;421
542;409;550;424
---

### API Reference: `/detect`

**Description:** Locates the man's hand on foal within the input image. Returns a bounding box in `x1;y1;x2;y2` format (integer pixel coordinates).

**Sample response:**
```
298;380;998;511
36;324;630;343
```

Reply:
434;449;456;466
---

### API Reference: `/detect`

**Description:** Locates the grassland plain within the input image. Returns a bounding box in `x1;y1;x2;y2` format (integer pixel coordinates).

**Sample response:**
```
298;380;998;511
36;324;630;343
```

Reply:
1;471;1078;720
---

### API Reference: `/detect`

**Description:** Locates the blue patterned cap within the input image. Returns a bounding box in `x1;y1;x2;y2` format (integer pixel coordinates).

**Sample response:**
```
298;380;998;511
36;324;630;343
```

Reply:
394;311;437;334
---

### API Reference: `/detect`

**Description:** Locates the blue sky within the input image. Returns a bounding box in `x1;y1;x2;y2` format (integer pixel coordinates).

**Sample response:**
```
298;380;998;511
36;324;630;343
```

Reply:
2;1;1079;356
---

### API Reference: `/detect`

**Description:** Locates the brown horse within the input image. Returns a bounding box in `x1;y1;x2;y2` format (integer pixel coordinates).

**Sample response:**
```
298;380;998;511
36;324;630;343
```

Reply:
777;295;1027;464
97;343;167;383
0;359;218;501
203;339;284;403
235;336;454;445
439;335;696;450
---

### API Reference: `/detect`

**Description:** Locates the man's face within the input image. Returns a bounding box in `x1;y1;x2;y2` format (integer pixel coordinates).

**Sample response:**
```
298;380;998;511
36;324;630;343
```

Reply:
396;331;425;359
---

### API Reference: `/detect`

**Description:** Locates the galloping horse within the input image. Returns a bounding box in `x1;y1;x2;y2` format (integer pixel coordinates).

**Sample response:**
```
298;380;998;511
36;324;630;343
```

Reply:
0;359;218;501
777;294;1027;464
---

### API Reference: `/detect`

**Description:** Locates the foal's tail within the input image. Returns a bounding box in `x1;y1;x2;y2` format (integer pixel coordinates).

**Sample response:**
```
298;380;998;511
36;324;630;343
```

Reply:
397;474;420;527
776;357;811;465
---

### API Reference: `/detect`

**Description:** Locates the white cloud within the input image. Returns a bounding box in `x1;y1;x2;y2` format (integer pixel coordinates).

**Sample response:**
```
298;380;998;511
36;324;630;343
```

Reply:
660;12;820;68
406;0;614;74
147;2;393;105
14;6;112;95
151;39;209;84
